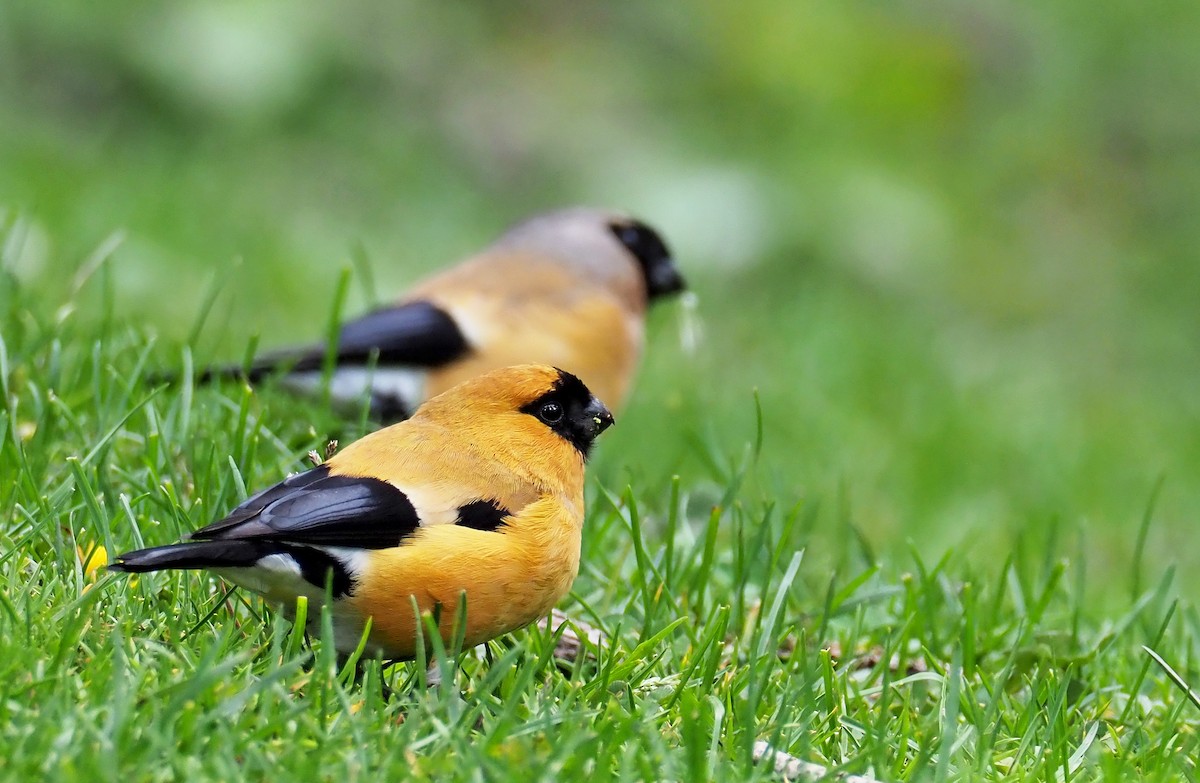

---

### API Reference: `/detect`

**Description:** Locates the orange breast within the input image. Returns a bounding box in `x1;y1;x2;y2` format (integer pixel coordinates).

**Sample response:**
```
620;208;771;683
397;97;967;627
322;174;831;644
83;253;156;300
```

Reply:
426;294;642;411
346;496;582;659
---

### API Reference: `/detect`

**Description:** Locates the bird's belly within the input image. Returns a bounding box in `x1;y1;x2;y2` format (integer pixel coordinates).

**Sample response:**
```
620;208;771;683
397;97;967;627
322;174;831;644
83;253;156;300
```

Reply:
346;527;580;660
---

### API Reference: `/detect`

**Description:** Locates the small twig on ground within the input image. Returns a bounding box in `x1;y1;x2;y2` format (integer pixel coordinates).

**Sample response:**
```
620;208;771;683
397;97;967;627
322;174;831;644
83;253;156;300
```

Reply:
542;608;607;664
752;742;885;783
422;610;607;687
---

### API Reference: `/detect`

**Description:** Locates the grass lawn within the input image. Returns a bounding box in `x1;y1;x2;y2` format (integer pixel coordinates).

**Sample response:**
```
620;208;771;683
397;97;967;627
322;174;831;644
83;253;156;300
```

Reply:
4;3;1200;780
1;226;1197;781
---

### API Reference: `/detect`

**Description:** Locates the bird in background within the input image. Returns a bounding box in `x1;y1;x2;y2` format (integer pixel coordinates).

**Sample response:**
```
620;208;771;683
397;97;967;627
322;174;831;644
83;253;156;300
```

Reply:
110;364;615;660
195;208;685;421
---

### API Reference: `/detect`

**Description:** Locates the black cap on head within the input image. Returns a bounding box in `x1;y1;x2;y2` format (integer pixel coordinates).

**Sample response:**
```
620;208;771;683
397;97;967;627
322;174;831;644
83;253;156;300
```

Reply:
519;369;614;458
608;220;686;300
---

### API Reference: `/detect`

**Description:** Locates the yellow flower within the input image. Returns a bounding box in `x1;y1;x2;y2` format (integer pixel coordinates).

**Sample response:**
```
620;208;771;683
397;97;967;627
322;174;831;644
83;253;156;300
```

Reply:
78;545;108;578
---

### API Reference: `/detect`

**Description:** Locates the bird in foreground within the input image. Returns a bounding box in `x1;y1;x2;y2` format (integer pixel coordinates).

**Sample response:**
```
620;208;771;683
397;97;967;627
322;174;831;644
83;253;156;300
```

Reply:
110;364;614;660
196;207;685;421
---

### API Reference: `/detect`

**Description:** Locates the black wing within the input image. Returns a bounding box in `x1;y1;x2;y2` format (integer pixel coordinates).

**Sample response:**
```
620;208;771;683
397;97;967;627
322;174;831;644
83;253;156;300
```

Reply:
334;300;469;367
190;464;420;549
240;299;470;380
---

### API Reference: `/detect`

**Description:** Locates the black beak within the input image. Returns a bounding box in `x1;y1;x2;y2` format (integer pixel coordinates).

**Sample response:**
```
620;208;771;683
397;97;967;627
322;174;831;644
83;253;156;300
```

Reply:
585;398;615;437
647;259;686;299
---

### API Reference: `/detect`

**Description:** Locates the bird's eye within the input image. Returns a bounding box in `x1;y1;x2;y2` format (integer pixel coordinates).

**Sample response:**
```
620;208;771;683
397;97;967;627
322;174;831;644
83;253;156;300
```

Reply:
538;402;564;424
618;226;641;246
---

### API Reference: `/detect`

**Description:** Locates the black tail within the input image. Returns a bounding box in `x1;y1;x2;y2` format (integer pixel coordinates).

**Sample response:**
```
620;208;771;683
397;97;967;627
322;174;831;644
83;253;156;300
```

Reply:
110;540;353;596
195;363;277;384
146;361;285;388
108;540;266;573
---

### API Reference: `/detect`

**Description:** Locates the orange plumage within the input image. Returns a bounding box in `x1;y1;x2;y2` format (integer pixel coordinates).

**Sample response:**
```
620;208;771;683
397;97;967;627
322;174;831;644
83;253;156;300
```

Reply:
110;365;614;659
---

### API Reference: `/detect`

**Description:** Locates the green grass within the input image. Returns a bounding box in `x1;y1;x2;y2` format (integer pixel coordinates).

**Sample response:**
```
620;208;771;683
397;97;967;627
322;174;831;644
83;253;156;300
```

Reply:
5;2;1200;778
2;242;1199;782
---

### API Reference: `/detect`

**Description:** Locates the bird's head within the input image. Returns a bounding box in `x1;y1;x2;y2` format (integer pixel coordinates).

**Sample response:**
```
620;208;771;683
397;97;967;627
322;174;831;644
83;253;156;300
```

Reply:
417;364;615;461
606;216;686;301
495;208;686;306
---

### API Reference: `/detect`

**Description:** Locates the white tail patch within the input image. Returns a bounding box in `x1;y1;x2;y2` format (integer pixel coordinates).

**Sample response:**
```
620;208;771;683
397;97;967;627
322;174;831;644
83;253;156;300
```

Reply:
282;367;428;414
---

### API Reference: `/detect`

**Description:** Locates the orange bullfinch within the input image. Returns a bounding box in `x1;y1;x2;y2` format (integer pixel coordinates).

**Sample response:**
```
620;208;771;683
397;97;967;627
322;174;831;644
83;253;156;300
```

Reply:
195;207;684;420
110;364;615;660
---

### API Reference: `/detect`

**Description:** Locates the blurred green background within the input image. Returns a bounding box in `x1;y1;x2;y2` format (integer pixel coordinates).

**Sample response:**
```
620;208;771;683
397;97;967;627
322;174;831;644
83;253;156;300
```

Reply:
3;1;1198;602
